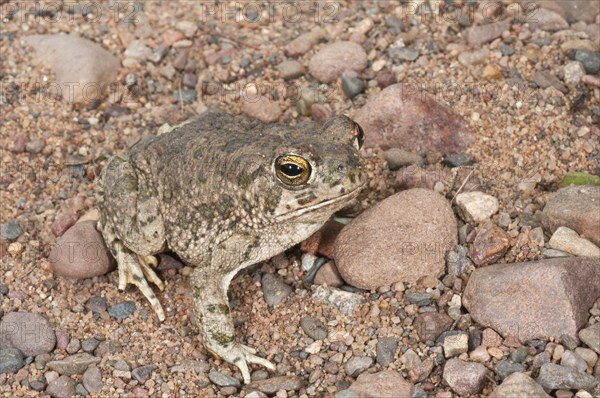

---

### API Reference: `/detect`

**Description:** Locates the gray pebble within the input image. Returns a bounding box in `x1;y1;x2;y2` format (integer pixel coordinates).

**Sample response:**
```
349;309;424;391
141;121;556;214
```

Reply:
385;148;422;170
341;76;365;99
442;153;476;167
29;379;45;391
0;348;25;374
0;221;21;240
75;383;88;396
389;46;420;62
85;296;107;313
208;370;240;387
276;60;305;80
445;246;474;277
561;350;588;373
149;44;169;63
81;338;100;353
344;355;373;377
0;284;8;295
261;273;292;307
376;336;399;367
46;375;76;398
132;364;156;383
405;292;433;306
575;50;600;74
537;363;598;391
82;367;102;393
500;44;514;56
300;317;328;340
107;301;136;319
494;360;526;380
25;139;45;154
334;390;359;398
47;353;101;376
385;15;404;34
111;359;131;372
560;334;580;351
509;347;528;363
173;89;197;103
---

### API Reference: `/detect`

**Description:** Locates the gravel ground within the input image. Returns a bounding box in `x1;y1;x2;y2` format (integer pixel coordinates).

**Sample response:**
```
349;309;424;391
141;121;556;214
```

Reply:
1;1;599;397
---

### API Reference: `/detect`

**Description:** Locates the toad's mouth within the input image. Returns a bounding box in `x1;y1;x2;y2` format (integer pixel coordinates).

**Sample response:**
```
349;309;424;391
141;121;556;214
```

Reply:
275;185;364;222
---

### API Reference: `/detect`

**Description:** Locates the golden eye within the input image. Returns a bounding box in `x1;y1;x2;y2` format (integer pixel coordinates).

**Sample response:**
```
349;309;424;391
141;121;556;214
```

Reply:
275;155;311;186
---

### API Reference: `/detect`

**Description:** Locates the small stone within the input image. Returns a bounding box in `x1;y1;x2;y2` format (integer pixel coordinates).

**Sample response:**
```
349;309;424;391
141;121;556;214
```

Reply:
537;363;598;391
0;348;24;374
385;148;422;170
132;365;156;383
208;370;240;387
341;76;365;99
574;347;598;368
489;372;550;398
149;44;169;63
308;41;367;83
300;317;327;340
246;376;305;394
276;60;305;80
400;348;422;372
173;89;197;103
532;8;569;31
376;337;399;367
549;227;599;258
575;50;600;74
0;312;56;356
313;262;344;288
347;370;414;397
500;44;514;56
443;358;487;396
344;356;373;377
455;191;499;224
532;71;568;93
82;367;102;393
81;338;100;353
261;274;292;307
242;96;281;123
47;353;101;376
510;347;529;363
0;221;21;240
446;246;475;277
85;296;107;313
579;323;600;354
310;103;332;122
458;48;490;67
482;64;503;80
25;139;45;154
49;221;114;279
376;69;397;88
124;40;151;60
46;375;76;398
469;223;510;266
495;360;526;380
564;62;586;85
443;332;469;358
464;18;511;46
50;212;79;237
285;28;327;57
414;313;453;342
107;301;136;319
175;21;197;38
470;346;491;362
312;286;363;316
389;46;419;62
182;73;198;88
561;350;588;373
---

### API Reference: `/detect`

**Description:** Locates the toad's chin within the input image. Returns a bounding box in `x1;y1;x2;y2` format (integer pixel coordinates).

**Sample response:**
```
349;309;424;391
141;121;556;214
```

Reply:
274;186;363;222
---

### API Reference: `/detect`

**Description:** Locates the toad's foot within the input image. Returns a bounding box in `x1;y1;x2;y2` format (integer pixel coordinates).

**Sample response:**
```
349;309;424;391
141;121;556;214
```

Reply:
114;241;166;321
208;343;276;384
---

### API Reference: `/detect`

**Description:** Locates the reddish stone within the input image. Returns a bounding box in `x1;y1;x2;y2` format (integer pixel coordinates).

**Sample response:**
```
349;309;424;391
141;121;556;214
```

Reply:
414;313;454;342
469;223;510;266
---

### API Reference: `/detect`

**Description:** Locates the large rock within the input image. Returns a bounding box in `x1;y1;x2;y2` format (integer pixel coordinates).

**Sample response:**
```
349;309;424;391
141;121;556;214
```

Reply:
49;221;114;279
308;41;367;83
24;34;119;104
0;312;56;356
354;84;474;154
490;372;550;398
541;186;600;246
463;258;600;342
347;369;414;398
335;189;457;290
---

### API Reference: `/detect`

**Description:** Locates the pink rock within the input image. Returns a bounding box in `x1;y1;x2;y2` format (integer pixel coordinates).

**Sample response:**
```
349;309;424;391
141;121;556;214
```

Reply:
308;41;367;83
414;312;454;342
301;219;344;259
285;28;327;57
335;189;457;290
469;223;510;266
348;369;414;398
530;8;569;31
490;372;551;398
50;212;79;237
443;358;488;396
464;18;511;46
0;312;56;356
49;221;114;279
241;96;282;123
314;262;344;288
463;257;600;342
355;84;474;154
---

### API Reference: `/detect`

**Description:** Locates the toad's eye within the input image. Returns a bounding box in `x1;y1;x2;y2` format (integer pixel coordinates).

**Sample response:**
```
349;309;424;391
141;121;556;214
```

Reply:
275;155;312;186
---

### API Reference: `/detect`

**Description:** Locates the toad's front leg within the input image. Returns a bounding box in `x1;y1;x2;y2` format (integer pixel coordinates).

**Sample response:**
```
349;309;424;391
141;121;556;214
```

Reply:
190;267;275;383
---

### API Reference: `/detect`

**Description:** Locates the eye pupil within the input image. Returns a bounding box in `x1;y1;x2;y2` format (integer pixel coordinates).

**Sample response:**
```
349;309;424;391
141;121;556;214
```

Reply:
280;163;303;177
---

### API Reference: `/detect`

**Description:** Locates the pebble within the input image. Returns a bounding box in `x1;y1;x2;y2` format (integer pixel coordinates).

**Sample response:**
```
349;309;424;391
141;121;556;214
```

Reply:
455;191;499;224
312;286;364;316
468;223;510;266
445;245;475;277
24;34;119;103
463;257;600;342
470;346;491;362
81;338;100;353
182;73;198;88
385;148;422;170
531;8;569;31
341;76;365;99
300;317;328;340
489;372;551;398
175;20;197;38
47;353;101;376
495;360;526;380
246;376;305;394
46;375;76;398
389;46;419;62
541;186;600;246
376;69;397;88
354;83;474;153
579;323;600;354
49;221;114;279
532;71;568;93
347;370;414;397
124;40;152;60
561;39;599;53
173;89;196;103
0;221;21;240
537;363;598;391
50;212;79;237
458;48;490;67
208;370;240;387
85;296;108;313
443;332;469;358
313;262;344;288
107;301;136;319
276;60;305;80
376;337;399;367
549;227;600;258
0;312;56;356
575;50;600;74
414;312;454;343
443;358;487;396
300;219;343;259
308;41;367;83
25;139;45;154
310;103;332;122
82;367;102;393
285;28;327;57
344;356;373;377
561;350;589;373
464;18;511;46
335;189;456;289
261;273;292;307
574;347;598;367
510;347;529;363
564;62;586;85
241;96;282;123
0;348;24;373
131;365;156;383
